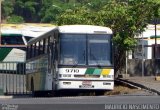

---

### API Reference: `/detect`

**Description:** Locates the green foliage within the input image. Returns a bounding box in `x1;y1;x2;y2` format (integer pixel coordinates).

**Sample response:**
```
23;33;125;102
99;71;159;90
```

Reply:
1;0;14;19
39;0;77;23
57;1;138;51
6;15;24;23
2;0;160;75
41;6;62;23
56;6;97;25
56;0;160;75
13;0;39;22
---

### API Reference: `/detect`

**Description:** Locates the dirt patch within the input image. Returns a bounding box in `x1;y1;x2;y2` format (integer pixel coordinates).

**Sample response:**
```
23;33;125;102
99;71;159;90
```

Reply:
104;85;140;95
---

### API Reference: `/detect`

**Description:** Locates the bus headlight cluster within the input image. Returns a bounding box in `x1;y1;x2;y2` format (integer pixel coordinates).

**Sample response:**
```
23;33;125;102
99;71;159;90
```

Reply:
63;82;71;85
103;82;111;85
59;74;72;78
103;75;113;78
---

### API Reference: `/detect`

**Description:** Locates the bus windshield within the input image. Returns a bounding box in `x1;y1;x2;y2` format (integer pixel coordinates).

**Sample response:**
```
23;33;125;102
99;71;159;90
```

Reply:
88;35;111;66
59;34;112;66
60;34;86;65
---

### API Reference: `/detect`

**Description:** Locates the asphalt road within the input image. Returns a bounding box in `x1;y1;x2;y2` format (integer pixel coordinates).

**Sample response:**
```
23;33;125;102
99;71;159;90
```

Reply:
0;96;160;110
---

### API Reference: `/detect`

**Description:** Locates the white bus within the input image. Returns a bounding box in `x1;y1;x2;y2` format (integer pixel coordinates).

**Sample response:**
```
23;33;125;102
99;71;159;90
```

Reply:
0;33;30;72
26;25;114;96
0;24;55;94
0;24;55;72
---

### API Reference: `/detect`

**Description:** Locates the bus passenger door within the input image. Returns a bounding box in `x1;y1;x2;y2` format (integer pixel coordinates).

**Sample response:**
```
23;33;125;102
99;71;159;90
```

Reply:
48;41;57;91
46;43;54;90
52;42;58;90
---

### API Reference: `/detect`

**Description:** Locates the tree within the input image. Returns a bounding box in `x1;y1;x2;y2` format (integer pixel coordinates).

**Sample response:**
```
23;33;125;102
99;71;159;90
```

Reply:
13;0;39;22
7;15;24;23
39;0;76;23
56;6;97;25
41;6;62;23
148;0;160;23
1;0;14;21
56;0;159;76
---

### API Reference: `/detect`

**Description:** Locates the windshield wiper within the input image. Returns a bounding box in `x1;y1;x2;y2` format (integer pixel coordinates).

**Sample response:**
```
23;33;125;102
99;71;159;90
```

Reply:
90;51;102;68
72;50;86;67
72;60;79;67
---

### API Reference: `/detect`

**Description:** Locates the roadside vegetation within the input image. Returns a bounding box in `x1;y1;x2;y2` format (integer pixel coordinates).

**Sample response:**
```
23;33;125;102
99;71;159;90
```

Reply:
105;85;140;95
2;0;160;76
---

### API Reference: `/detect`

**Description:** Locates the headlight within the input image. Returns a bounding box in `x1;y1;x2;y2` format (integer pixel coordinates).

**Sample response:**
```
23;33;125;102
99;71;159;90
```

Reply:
62;74;72;77
103;75;113;78
59;74;72;77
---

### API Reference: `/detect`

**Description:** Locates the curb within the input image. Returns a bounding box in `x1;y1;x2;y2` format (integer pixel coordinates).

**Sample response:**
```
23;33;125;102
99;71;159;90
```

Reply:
116;79;142;90
117;78;160;95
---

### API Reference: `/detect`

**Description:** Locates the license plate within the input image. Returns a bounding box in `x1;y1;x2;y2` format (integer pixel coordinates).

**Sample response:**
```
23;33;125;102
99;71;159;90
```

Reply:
82;81;92;86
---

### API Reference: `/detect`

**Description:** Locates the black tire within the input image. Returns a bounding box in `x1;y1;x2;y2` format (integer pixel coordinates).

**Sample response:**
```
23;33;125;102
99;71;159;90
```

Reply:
95;90;105;96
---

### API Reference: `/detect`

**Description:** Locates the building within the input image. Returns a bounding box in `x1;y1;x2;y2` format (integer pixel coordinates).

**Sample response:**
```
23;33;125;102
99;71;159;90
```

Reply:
129;24;160;59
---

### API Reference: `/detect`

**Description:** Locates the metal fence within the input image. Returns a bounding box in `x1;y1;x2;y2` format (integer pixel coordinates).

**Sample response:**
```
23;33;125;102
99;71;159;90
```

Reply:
0;62;29;95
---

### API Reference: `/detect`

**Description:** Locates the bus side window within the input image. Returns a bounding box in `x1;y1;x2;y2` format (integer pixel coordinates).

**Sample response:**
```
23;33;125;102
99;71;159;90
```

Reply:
33;43;37;57
27;45;30;59
30;45;33;58
32;44;35;58
43;39;46;54
38;41;41;55
47;37;50;53
50;35;54;43
2;36;24;45
36;42;39;57
1;36;5;44
45;38;48;54
26;46;29;59
40;40;43;55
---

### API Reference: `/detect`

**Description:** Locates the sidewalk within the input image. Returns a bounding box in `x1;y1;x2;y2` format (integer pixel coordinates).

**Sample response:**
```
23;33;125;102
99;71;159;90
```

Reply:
0;96;13;99
119;76;160;95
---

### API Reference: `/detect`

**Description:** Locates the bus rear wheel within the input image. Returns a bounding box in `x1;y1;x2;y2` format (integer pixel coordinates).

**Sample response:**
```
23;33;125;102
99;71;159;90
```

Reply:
31;77;35;97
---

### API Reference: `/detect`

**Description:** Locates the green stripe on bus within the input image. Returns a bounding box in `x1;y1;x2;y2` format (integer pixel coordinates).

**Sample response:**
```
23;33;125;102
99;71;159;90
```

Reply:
0;48;12;61
85;68;108;75
85;68;95;74
85;68;102;75
93;69;102;75
1;33;22;37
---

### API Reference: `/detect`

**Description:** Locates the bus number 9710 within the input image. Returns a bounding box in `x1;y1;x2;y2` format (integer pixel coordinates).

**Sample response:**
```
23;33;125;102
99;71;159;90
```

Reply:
66;69;79;73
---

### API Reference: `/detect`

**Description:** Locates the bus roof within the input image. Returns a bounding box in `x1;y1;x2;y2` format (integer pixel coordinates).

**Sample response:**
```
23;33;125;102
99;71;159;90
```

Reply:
1;23;56;38
27;27;58;44
27;25;113;45
58;25;113;34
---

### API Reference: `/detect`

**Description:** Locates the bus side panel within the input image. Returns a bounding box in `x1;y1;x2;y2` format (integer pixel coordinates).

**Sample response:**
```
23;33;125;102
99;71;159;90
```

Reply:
26;56;48;91
26;72;46;91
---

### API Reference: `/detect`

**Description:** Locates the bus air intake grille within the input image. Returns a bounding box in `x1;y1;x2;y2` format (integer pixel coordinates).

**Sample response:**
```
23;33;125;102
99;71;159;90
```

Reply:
74;75;100;78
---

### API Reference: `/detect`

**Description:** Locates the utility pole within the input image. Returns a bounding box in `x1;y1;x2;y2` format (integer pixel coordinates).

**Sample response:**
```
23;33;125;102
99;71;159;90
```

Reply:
154;19;157;59
141;33;144;77
0;0;1;46
154;19;157;78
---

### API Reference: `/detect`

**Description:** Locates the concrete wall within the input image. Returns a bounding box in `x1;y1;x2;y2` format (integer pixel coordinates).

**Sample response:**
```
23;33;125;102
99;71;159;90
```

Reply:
127;59;160;76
